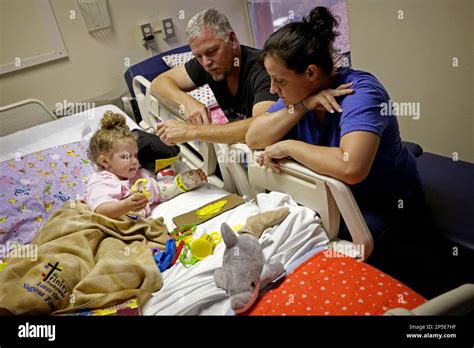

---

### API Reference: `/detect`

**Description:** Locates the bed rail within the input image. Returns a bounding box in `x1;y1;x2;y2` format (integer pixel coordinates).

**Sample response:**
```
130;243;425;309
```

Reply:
385;283;474;315
0;98;57;137
132;75;221;187
245;147;373;260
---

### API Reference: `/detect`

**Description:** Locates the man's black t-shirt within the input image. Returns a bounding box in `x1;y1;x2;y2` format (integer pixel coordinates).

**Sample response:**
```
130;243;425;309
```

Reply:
184;45;278;122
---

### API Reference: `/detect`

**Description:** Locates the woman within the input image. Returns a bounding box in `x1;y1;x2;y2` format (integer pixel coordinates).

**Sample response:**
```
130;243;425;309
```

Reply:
246;7;424;242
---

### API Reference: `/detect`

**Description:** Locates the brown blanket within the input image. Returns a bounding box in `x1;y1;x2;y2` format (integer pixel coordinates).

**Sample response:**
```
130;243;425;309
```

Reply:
0;201;169;315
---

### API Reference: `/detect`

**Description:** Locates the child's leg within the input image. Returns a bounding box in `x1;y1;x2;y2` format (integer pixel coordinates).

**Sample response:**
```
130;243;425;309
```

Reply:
157;169;207;202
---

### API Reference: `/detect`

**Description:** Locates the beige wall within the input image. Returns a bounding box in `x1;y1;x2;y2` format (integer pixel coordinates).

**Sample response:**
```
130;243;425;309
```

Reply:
0;0;252;110
347;0;473;162
1;0;472;162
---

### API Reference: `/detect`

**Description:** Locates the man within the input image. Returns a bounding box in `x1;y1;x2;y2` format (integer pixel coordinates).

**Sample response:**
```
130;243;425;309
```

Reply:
151;9;278;146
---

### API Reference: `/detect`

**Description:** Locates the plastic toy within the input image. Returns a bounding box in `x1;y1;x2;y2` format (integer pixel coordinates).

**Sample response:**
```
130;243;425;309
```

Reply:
153;239;176;272
178;232;222;266
155;155;179;173
130;178;151;199
190;232;222;260
196;200;227;218
170;240;185;267
168;224;196;241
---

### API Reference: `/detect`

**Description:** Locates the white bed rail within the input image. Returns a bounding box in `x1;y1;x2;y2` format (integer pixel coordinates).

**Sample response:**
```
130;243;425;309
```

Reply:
385;283;474;315
0;98;57;137
245;148;374;260
132;75;220;185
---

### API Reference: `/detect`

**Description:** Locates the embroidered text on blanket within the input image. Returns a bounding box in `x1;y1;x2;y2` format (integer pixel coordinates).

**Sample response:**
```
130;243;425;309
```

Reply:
18;322;56;341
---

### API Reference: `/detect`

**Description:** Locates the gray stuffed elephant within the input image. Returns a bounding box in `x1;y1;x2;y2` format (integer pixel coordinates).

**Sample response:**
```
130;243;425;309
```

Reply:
214;208;289;314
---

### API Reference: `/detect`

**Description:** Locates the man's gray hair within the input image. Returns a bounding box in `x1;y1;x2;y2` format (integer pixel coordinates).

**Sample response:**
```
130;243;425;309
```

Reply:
186;9;234;41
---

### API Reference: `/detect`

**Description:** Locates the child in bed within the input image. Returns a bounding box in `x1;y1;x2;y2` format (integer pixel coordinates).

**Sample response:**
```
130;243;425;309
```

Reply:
84;111;207;218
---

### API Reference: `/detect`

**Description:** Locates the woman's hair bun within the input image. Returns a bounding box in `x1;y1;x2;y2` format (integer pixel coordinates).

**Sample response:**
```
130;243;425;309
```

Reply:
303;6;339;46
100;111;127;130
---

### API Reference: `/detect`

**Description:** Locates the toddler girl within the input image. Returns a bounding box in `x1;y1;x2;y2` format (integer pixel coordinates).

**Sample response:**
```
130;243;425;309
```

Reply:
84;111;207;218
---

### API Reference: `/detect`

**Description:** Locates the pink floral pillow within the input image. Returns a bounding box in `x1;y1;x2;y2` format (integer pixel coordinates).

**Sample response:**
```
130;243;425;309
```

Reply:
161;51;225;122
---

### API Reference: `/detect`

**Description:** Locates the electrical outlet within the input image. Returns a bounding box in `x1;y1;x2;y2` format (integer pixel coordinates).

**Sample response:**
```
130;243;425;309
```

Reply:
162;17;175;40
140;23;154;41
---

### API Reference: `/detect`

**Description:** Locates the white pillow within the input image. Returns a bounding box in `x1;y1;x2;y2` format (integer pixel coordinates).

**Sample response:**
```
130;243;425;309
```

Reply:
162;52;194;68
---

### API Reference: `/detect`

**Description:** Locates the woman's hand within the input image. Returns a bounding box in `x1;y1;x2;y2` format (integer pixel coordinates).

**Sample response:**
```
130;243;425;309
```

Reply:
258;140;292;173
124;193;148;212
303;82;354;113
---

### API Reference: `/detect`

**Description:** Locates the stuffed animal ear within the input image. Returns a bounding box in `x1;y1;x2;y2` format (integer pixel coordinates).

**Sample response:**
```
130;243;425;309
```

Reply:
214;267;226;290
221;222;238;248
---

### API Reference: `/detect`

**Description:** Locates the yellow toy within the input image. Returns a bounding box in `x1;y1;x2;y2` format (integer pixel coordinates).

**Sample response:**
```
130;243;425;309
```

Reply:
155;155;179;173
196;200;227;219
189;232;222;260
179;232;222;266
131;178;151;199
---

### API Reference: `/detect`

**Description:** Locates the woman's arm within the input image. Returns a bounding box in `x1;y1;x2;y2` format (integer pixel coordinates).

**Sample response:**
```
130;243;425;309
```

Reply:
261;131;380;185
245;103;306;150
246;84;355;150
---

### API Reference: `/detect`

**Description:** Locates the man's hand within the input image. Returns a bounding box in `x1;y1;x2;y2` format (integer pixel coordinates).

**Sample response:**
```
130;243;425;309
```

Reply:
303;82;354;113
123;193;148;212
182;99;210;125
156;120;196;146
258;140;291;173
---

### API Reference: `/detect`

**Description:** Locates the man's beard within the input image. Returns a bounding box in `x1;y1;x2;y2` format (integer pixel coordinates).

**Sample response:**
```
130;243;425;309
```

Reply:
206;66;228;82
211;71;227;82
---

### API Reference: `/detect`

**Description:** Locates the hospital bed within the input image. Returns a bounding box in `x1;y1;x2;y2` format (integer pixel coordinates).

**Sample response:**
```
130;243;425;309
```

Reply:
132;46;474;314
0;94;472;315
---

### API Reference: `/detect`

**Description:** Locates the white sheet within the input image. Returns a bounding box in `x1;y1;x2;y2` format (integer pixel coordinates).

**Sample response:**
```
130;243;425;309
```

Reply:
143;190;329;315
0;105;139;162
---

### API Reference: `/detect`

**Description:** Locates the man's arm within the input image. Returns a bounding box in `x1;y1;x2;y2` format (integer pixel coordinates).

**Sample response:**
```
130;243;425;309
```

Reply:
157;100;275;145
150;65;210;124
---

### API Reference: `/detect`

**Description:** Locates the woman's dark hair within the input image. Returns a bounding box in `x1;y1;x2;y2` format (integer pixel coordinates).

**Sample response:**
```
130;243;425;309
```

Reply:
260;6;339;75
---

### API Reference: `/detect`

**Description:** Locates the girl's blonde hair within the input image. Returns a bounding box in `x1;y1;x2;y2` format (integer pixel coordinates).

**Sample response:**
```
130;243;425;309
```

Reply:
87;111;137;169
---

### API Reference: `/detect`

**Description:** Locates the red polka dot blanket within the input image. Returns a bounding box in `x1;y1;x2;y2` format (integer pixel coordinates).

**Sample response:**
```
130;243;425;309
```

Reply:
248;249;426;316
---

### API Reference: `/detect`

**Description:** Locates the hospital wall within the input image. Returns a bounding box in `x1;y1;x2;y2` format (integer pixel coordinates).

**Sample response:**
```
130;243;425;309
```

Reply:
346;0;473;163
0;0;472;163
0;0;253;113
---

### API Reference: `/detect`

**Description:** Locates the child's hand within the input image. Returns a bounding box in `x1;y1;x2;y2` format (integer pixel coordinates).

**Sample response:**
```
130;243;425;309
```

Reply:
124;193;148;212
189;169;207;186
195;169;208;184
179;169;208;191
